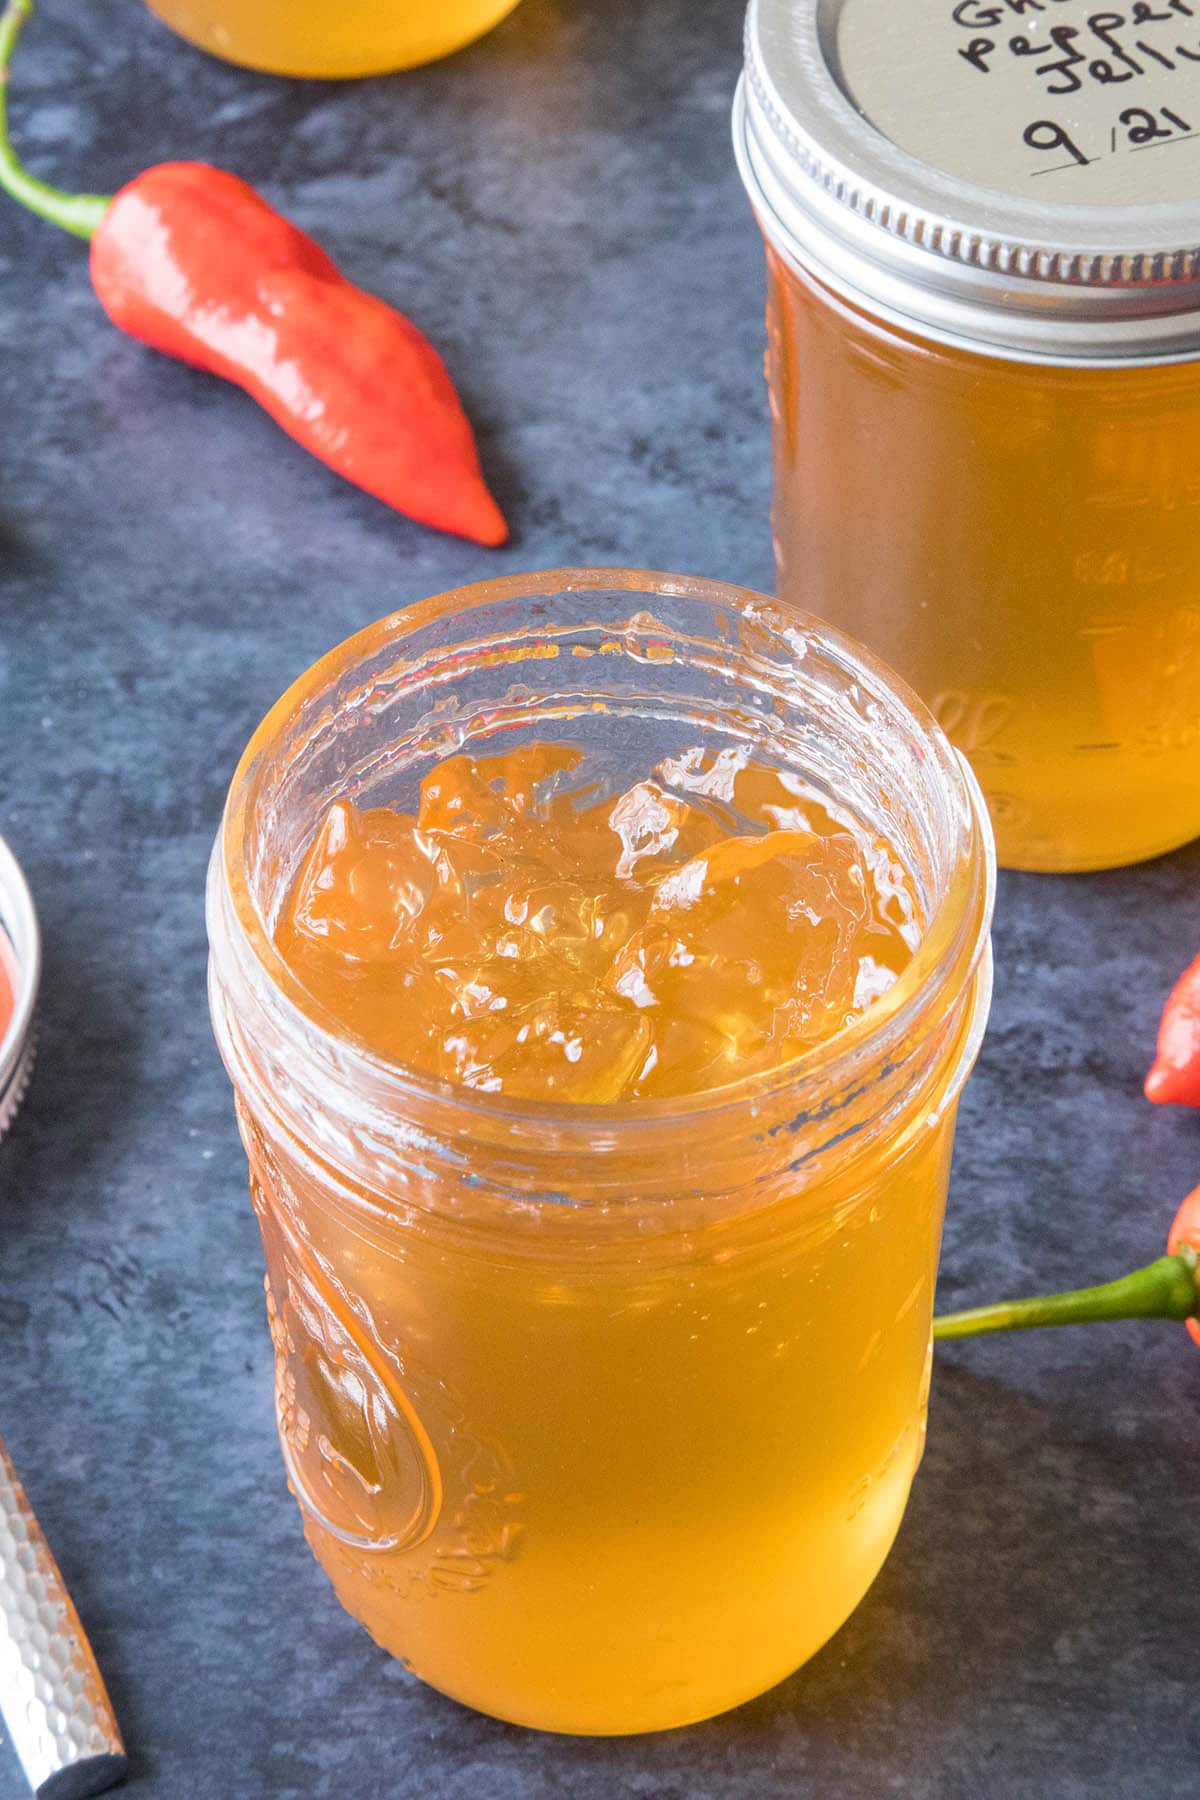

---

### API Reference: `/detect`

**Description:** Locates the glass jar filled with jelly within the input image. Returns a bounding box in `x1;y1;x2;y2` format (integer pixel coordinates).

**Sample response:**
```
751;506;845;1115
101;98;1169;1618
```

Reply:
735;0;1200;871
207;570;994;1733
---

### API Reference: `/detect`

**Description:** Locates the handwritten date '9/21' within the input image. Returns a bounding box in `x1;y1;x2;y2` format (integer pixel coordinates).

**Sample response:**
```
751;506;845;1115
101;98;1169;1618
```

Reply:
1025;103;1192;168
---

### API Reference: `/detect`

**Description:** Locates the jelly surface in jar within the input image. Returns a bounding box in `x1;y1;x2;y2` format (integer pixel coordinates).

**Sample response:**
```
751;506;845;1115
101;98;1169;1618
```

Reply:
275;739;921;1101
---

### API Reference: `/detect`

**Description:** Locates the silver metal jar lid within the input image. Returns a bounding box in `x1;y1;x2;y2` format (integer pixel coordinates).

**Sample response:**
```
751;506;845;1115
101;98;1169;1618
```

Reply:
734;0;1200;363
0;835;40;1144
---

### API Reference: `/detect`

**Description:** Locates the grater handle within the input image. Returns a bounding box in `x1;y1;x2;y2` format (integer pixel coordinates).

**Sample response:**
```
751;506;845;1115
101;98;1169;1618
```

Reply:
0;1436;126;1798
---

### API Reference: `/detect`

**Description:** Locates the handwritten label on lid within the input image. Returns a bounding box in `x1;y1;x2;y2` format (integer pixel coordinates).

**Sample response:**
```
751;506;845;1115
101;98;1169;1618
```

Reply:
834;0;1200;205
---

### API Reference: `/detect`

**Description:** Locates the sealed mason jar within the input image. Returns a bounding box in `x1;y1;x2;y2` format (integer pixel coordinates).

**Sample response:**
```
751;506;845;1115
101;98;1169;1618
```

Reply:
735;0;1200;871
207;569;994;1734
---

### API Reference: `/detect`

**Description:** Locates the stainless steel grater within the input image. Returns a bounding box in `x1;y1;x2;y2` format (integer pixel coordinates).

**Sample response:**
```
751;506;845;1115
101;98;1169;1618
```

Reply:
0;1440;127;1798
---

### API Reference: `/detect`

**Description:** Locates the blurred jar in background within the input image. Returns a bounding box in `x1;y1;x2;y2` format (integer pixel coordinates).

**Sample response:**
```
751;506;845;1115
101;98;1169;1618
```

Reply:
734;0;1200;873
146;0;522;77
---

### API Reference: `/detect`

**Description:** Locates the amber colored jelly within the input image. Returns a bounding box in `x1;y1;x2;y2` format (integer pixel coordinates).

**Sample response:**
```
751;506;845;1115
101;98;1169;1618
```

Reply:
145;0;521;77
276;742;921;1103
766;252;1200;873
256;741;948;1729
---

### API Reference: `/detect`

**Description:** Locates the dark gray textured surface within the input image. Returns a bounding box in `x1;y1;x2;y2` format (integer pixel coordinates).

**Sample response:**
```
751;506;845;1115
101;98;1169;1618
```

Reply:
1;1;1198;1794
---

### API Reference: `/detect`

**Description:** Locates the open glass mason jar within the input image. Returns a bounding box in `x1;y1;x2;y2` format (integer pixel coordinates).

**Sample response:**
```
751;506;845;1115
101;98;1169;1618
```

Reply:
735;0;1200;871
207;570;994;1734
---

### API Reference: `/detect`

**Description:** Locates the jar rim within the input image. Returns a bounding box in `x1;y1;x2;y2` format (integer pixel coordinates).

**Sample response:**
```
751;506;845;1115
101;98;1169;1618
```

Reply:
214;567;994;1136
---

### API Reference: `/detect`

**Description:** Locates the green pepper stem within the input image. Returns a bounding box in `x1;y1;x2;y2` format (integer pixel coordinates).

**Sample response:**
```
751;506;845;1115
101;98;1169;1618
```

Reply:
0;0;110;240
933;1245;1199;1340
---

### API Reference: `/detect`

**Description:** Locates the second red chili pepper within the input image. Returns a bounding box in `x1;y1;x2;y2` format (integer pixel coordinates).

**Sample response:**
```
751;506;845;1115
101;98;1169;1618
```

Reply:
0;0;508;547
1145;950;1200;1109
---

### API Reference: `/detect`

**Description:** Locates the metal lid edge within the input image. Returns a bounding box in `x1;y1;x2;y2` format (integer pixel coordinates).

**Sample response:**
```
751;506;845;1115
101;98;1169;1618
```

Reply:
734;72;1200;366
739;0;1200;357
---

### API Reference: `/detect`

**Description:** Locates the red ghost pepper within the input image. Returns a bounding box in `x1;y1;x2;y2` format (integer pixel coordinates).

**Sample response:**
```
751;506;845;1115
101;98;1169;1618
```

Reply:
1145;951;1200;1109
0;0;507;547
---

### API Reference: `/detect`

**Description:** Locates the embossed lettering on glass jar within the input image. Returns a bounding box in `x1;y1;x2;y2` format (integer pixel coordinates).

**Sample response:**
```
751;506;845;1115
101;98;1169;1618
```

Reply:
207;570;994;1735
735;0;1200;870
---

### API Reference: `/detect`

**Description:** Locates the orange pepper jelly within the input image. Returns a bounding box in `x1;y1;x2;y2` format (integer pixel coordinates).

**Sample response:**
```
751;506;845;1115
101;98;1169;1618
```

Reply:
210;574;994;1738
275;741;921;1102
